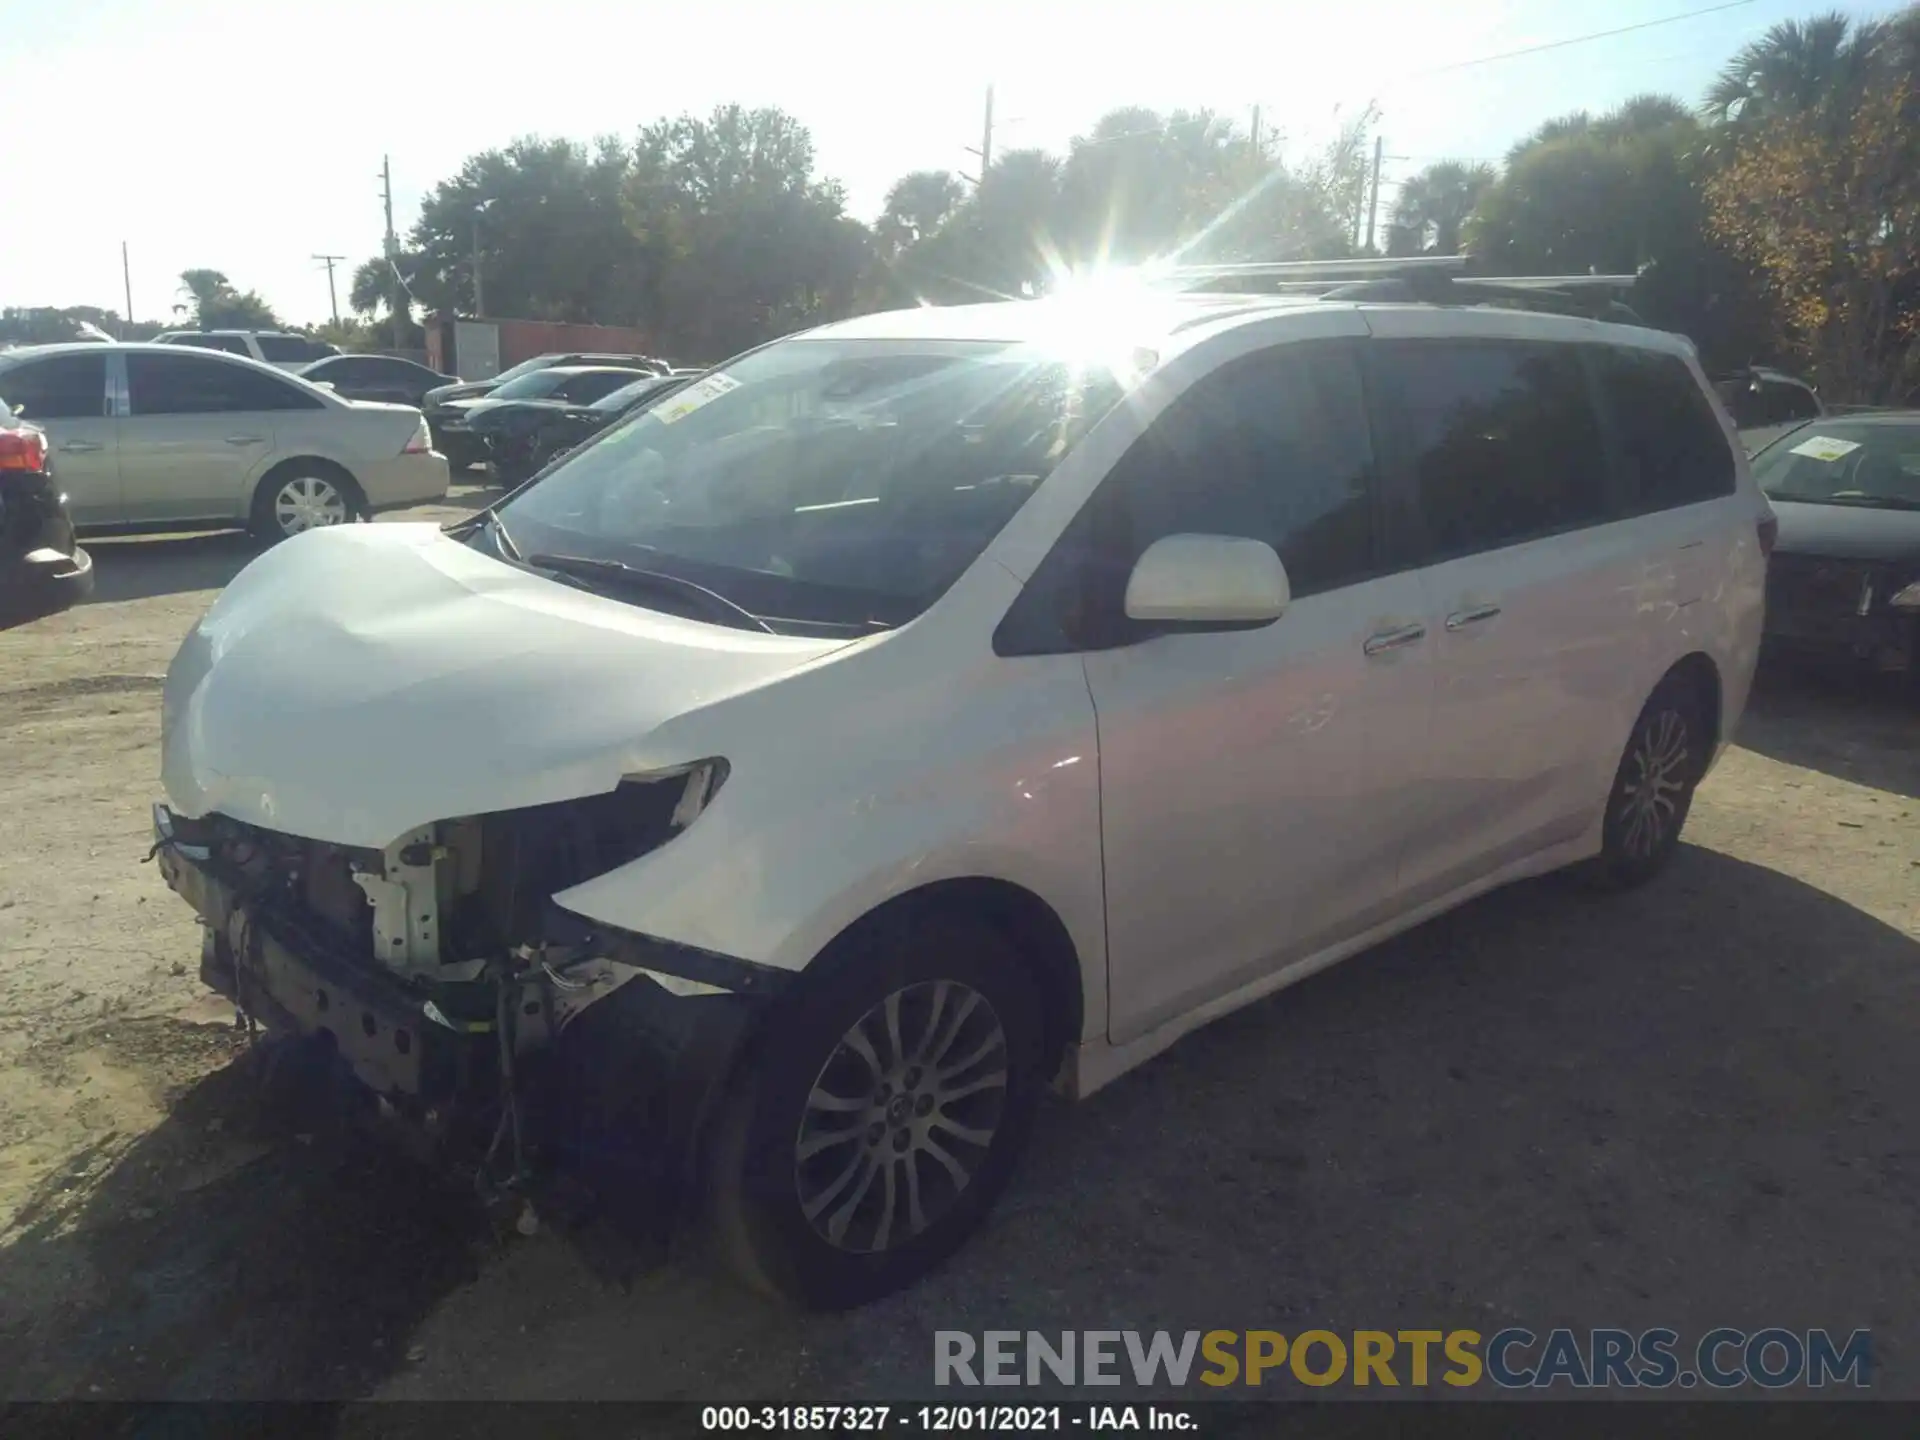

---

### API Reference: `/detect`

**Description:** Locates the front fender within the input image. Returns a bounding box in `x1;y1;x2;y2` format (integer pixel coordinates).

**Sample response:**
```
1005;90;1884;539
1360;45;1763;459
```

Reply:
551;653;1108;1041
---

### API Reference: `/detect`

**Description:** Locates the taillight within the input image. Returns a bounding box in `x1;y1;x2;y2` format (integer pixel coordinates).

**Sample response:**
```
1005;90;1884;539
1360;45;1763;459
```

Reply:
402;417;431;455
0;427;48;472
1757;515;1778;557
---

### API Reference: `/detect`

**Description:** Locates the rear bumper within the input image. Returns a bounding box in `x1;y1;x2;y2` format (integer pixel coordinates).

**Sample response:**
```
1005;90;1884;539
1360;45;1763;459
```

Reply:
0;544;93;627
359;451;451;511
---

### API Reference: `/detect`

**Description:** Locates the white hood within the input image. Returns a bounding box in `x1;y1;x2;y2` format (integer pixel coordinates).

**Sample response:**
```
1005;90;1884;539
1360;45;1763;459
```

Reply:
161;524;844;847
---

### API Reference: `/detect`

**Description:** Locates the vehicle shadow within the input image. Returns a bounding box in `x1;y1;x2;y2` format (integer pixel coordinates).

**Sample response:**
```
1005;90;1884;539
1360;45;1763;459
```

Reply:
1738;657;1920;800
80;532;258;606
391;845;1920;1401
0;1040;487;1409
5;848;1915;1404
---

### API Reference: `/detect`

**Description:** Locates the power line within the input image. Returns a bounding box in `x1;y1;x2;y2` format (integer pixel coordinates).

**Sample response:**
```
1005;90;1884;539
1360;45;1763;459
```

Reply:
1405;0;1759;80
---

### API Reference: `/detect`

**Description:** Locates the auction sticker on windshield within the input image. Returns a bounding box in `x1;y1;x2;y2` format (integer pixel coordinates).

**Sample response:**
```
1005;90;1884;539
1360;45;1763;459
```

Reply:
1788;435;1862;462
653;372;740;425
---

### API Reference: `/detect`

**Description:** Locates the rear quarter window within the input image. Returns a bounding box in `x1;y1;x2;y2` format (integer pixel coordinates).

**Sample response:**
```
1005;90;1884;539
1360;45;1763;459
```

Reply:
1591;347;1736;511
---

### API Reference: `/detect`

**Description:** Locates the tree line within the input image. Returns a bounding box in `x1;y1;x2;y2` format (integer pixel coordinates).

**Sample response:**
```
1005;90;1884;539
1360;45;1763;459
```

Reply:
6;6;1916;402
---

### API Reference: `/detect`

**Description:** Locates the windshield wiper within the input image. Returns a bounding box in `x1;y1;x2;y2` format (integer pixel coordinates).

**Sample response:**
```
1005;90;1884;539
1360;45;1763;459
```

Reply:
525;552;775;634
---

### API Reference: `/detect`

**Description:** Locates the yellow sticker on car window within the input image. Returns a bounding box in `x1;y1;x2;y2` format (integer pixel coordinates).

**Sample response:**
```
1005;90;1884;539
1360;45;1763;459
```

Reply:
652;372;739;425
1788;435;1861;462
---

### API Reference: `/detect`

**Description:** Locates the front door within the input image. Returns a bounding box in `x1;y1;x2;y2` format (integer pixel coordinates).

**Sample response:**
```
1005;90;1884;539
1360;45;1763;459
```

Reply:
120;352;304;523
0;351;120;523
1079;336;1438;1045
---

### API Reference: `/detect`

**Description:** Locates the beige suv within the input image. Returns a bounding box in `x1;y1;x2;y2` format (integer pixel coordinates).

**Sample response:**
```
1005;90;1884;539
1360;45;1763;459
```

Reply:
0;343;449;541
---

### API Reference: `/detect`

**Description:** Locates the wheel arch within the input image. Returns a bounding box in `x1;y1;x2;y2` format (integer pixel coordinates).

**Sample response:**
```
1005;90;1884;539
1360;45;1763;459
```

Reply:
1661;650;1724;772
786;877;1086;1084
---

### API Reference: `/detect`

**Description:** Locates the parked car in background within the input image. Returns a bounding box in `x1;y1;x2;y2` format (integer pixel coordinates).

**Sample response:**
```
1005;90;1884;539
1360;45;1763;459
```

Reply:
1714;367;1824;455
154;330;340;371
463;372;691;483
149;280;1766;1307
434;366;654;477
300;353;456;408
0;344;448;542
423;352;669;469
0;402;92;627
1754;413;1920;682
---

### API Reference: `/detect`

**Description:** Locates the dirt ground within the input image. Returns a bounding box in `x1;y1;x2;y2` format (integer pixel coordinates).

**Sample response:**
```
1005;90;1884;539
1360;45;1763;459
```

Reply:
2;496;1916;1405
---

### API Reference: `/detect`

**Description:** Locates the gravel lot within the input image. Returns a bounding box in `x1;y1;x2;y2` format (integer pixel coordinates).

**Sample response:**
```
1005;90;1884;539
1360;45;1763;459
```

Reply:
2;493;1916;1404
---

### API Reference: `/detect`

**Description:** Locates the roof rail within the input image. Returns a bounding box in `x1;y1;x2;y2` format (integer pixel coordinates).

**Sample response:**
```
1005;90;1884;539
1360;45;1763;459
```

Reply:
1155;256;1647;324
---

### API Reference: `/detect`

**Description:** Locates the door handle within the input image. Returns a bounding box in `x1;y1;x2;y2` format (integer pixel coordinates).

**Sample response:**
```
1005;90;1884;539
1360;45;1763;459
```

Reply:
60;440;104;454
1444;603;1503;631
225;435;266;446
1363;622;1428;656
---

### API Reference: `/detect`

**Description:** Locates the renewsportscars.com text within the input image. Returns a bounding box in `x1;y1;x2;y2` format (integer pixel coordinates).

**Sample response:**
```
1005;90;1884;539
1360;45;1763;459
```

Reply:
934;1328;1872;1390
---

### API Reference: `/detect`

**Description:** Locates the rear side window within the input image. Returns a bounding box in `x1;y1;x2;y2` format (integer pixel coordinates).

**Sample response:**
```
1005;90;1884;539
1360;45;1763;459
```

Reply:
0;353;107;419
128;353;323;414
170;333;252;356
1592;347;1736;510
256;334;315;362
1372;340;1609;559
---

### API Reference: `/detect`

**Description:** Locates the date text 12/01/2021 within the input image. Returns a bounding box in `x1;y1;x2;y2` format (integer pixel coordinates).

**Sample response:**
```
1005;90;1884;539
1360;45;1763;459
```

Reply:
700;1405;1195;1431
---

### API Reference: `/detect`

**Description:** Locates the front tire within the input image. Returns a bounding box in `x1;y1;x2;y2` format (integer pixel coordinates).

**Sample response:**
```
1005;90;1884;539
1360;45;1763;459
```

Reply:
706;912;1044;1309
1584;675;1708;889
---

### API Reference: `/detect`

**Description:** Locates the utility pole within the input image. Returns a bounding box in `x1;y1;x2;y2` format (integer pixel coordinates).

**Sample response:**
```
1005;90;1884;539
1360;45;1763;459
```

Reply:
121;241;134;337
380;155;404;349
1250;105;1262;160
979;85;994;181
1364;135;1384;253
471;200;492;318
312;253;345;327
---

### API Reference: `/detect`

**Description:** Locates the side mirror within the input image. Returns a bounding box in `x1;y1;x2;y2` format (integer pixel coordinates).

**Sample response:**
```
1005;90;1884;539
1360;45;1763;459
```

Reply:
1123;533;1290;628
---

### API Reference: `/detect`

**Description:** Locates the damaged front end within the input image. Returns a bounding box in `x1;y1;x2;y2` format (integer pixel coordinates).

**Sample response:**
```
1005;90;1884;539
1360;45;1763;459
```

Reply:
150;758;781;1236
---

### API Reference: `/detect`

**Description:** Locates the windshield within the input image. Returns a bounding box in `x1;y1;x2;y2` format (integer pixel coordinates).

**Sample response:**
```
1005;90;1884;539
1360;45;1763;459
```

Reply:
494;337;1126;631
1753;422;1920;507
489;370;571;401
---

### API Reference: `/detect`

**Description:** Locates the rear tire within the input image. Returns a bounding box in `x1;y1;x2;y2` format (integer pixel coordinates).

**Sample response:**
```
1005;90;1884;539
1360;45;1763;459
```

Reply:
705;911;1044;1309
249;464;365;543
1581;674;1709;889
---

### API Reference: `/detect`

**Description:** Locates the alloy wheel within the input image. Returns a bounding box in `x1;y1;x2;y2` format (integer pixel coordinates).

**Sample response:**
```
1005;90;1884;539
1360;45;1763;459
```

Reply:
794;979;1009;1254
273;475;350;535
1618;707;1691;859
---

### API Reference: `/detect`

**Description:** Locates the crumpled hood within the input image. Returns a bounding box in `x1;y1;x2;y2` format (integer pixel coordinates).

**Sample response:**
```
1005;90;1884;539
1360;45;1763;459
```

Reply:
161;524;844;847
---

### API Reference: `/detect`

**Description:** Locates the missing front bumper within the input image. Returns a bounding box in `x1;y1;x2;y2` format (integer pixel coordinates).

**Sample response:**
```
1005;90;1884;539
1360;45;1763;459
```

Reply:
151;802;770;1230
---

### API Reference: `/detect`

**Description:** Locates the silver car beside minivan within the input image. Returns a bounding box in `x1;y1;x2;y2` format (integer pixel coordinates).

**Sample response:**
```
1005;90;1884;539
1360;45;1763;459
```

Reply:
0;343;448;541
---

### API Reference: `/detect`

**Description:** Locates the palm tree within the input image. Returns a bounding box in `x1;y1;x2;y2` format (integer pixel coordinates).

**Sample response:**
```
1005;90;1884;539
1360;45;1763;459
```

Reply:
1703;12;1882;127
877;170;967;256
176;268;232;323
1390;161;1495;255
1593;94;1696;141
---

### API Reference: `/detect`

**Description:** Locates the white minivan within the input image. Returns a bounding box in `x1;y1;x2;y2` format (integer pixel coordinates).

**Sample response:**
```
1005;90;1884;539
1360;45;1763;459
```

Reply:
151;264;1769;1307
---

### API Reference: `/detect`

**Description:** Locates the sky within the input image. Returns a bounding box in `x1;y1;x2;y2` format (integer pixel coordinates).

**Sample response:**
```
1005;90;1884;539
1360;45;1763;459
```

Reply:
0;0;1897;327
